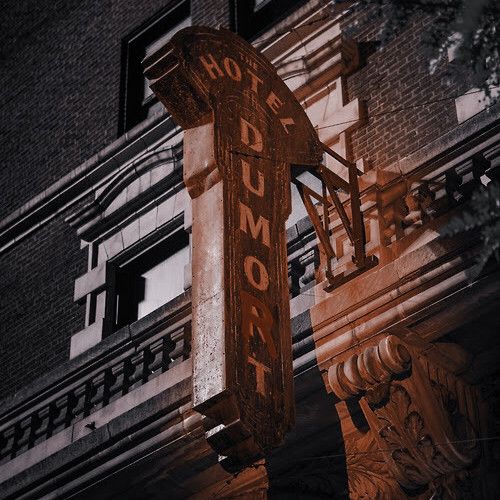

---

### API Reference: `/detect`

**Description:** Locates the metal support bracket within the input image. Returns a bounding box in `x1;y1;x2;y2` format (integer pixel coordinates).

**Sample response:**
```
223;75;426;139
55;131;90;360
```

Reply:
292;143;378;291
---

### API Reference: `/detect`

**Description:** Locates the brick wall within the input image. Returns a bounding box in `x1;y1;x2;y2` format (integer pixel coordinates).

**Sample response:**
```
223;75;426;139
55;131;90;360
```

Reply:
0;0;232;399
192;0;231;29
0;214;86;398
343;8;469;170
0;0;170;399
0;0;231;220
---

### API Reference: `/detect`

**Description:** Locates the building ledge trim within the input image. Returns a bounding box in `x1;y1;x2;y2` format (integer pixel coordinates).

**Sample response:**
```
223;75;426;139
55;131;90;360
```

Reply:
0;377;193;499
0;110;177;253
0;290;191;424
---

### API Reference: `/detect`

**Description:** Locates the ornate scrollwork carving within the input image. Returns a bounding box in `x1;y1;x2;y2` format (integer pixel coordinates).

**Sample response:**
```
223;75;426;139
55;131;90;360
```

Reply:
371;383;477;491
328;335;411;401
345;431;401;499
328;335;480;497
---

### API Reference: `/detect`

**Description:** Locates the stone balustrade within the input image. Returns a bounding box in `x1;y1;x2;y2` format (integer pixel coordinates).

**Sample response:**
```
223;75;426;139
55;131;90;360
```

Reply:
287;143;499;295
0;292;191;467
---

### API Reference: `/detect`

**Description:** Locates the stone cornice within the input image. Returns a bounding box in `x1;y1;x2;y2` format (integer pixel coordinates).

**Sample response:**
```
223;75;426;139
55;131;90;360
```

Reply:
292;233;500;376
0;111;179;253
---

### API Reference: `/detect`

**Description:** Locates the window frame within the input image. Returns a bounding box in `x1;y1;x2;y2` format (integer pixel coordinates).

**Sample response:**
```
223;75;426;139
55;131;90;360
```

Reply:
102;214;188;336
118;0;191;135
234;0;308;40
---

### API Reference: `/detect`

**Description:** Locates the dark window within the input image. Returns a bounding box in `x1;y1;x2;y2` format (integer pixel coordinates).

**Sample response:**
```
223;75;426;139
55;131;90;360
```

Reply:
235;0;308;40
119;1;191;134
112;230;189;331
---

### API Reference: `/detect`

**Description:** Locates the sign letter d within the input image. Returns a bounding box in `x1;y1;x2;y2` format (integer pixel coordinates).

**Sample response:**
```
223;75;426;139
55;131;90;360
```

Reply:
240;117;263;152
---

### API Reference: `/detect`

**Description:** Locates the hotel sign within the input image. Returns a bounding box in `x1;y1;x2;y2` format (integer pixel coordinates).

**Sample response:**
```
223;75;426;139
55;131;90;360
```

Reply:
144;27;322;468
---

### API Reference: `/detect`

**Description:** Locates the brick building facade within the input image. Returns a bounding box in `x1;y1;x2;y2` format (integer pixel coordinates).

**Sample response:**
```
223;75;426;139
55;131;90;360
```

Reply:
0;1;498;498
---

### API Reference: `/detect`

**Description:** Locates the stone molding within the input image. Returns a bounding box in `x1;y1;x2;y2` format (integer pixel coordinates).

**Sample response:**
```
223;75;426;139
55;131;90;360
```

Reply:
0;112;177;253
328;335;481;497
66;142;183;240
0;292;191;453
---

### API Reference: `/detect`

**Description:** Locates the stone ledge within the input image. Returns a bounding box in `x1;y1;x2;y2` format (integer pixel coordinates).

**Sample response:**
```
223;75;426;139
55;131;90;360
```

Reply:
0;375;193;499
0;111;178;253
69;319;105;359
0;290;191;422
0;359;191;483
73;261;107;302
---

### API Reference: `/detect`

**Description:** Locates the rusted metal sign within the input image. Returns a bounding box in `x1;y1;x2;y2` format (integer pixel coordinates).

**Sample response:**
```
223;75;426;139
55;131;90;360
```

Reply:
144;26;323;468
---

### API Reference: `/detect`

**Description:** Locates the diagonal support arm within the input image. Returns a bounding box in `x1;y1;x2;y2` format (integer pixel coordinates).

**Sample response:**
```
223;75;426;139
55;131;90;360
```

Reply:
291;144;378;291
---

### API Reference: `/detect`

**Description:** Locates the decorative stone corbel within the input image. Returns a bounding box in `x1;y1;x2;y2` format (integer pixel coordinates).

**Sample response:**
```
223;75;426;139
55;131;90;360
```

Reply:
328;335;480;498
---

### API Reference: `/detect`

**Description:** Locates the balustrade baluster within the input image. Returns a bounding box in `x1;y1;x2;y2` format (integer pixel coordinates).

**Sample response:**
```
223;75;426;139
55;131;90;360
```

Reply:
64;391;79;427
103;367;117;406
148;338;164;376
83;380;97;417
28;412;42;449
170;327;188;364
183;324;191;359
300;248;318;289
11;419;29;458
47;399;63;437
161;334;175;372
445;169;464;205
32;405;51;445
122;357;135;395
0;429;10;463
91;372;106;411
288;259;305;298
129;353;143;391
142;345;155;383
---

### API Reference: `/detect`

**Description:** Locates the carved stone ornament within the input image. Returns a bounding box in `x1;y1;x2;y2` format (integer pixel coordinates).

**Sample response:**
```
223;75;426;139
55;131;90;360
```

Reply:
328;335;480;497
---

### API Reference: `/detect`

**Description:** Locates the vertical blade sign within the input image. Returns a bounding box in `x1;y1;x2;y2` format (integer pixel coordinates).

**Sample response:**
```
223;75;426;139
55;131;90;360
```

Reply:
144;27;322;470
